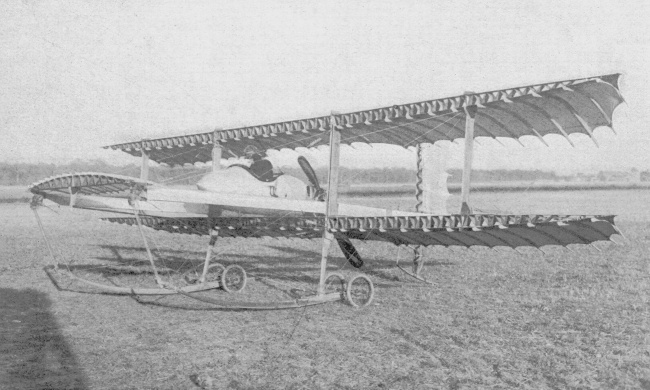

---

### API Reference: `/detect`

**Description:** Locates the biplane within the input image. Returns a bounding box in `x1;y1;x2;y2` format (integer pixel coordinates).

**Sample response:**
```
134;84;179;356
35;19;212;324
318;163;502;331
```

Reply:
30;73;625;309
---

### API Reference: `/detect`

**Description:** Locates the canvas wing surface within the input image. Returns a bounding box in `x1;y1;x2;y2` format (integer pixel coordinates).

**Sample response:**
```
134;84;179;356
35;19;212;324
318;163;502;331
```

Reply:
102;214;619;248
104;74;624;165
29;172;153;196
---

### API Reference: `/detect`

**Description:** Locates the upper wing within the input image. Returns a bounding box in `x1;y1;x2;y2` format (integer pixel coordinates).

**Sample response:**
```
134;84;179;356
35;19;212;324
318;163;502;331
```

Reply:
104;73;624;166
103;214;619;248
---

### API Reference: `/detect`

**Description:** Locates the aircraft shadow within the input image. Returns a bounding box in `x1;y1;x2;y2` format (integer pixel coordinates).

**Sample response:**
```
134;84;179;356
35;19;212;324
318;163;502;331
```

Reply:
43;242;461;310
0;288;88;390
56;243;456;292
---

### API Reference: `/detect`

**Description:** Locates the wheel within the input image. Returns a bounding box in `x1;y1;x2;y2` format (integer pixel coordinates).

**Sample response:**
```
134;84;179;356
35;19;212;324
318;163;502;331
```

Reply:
204;262;226;283
221;264;247;293
324;273;346;294
184;262;225;285
345;274;375;308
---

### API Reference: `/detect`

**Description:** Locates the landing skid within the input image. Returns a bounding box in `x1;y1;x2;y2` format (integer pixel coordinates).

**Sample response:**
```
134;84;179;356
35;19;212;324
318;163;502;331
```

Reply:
44;265;222;295
176;289;343;310
394;246;433;285
45;263;373;310
33;197;374;310
174;272;372;310
396;264;433;285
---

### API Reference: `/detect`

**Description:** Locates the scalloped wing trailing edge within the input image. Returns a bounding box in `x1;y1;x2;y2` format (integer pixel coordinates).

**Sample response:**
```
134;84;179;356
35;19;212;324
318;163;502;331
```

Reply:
102;214;620;249
104;73;624;166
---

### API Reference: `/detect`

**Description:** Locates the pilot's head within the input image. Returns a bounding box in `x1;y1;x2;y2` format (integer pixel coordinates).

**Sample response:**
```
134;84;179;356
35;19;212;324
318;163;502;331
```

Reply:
244;145;265;160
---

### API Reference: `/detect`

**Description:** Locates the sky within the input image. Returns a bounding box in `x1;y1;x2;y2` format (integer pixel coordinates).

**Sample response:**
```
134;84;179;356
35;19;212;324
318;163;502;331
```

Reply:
1;0;648;174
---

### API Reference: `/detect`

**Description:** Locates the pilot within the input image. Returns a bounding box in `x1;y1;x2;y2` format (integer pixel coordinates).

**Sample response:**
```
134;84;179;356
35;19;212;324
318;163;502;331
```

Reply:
245;146;275;182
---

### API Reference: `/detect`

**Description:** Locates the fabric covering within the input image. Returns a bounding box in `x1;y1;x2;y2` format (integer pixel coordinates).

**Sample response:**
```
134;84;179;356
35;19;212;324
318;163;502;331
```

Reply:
102;214;619;248
104;74;624;166
28;172;151;196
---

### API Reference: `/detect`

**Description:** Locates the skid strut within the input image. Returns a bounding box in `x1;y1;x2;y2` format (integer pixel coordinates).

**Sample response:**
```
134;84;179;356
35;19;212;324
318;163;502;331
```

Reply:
130;187;164;288
31;176;367;309
412;143;428;280
31;195;57;264
396;247;433;284
199;225;219;284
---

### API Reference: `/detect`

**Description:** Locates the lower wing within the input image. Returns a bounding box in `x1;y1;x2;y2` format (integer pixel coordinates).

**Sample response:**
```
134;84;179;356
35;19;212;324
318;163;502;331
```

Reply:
29;172;621;248
103;214;619;248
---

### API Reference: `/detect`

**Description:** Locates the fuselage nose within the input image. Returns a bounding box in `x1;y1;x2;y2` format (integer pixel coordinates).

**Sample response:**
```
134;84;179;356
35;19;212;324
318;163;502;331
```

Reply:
196;167;275;197
196;167;308;200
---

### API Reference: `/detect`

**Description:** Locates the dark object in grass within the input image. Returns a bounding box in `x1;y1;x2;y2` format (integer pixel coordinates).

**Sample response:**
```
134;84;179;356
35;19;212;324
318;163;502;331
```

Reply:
335;235;364;268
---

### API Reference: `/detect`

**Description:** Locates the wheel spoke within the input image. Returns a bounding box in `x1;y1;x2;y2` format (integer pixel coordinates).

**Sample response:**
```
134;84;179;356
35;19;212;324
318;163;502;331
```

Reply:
324;273;345;294
221;265;247;293
345;274;374;308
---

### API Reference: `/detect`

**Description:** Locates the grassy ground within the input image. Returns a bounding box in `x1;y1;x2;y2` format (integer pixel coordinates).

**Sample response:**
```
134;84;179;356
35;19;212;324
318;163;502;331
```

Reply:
0;185;30;203
1;191;649;389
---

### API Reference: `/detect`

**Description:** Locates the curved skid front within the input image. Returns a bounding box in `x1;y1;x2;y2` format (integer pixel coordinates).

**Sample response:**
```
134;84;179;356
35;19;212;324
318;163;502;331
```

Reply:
177;290;343;310
44;266;344;310
396;264;433;285
44;265;221;296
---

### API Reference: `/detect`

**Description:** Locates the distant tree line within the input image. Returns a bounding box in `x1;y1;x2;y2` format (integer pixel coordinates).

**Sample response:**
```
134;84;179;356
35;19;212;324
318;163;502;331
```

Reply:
0;160;210;186
447;169;559;183
2;160;566;186
280;166;419;185
281;167;561;185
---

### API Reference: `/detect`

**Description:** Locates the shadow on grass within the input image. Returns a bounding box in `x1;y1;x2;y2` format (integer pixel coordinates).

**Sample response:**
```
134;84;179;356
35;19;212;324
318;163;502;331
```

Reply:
0;288;88;389
91;242;454;271
0;197;30;204
43;241;455;307
42;239;461;310
85;243;417;286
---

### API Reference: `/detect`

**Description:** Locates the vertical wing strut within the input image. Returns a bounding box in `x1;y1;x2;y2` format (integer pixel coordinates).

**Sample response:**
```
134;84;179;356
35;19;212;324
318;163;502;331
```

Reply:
460;105;478;214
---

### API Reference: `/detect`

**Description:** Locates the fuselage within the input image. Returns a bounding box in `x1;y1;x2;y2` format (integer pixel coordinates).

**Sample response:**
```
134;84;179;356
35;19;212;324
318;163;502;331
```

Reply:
40;166;423;218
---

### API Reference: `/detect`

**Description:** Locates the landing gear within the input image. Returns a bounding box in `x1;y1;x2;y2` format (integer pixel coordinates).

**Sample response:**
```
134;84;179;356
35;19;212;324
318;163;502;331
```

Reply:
220;264;247;293
34;188;371;309
395;246;433;284
204;262;226;283
196;227;248;293
322;272;374;307
324;272;346;294
185;262;225;285
345;274;375;308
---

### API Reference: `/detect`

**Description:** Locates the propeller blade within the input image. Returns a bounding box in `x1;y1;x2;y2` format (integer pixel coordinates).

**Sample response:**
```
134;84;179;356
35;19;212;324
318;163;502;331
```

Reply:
297;155;322;190
335;235;364;268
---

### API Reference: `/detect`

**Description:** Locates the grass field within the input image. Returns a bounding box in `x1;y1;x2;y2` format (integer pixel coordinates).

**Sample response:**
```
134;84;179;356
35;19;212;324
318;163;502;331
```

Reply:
1;190;649;389
0;185;30;203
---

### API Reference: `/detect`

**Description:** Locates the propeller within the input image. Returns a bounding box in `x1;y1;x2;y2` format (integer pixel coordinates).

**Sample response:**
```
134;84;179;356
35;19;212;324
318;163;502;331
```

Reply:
297;156;325;201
